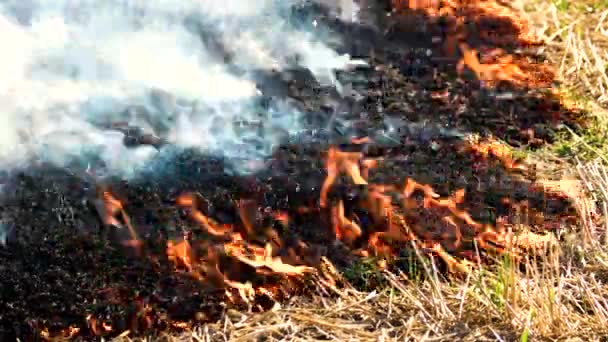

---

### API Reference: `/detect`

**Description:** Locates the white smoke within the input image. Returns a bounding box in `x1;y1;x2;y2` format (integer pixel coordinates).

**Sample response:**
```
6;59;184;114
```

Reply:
0;0;360;178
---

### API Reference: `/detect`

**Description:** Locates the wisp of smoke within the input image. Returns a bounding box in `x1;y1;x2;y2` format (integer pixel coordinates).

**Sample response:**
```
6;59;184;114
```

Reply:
0;0;359;179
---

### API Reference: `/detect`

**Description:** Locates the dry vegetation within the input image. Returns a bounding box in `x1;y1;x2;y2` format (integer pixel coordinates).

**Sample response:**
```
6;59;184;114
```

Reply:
92;1;608;341
119;169;608;341
518;0;608;105
517;0;608;164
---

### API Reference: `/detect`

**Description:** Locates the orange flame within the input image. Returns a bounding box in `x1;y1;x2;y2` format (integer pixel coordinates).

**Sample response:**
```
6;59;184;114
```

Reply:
176;192;232;236
94;187;141;254
238;198;258;237
457;43;552;89
320;147;367;208
392;0;540;45
166;190;317;306
331;200;363;244
73;135;575;341
464;137;527;171
392;0;546;86
225;242;314;275
166;239;194;271
316;142;559;273
92;140;564;282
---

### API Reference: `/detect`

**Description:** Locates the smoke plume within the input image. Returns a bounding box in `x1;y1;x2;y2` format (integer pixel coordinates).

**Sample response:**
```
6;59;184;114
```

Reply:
0;0;360;178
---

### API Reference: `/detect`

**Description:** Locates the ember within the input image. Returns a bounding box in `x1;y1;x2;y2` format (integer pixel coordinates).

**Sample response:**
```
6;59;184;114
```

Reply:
0;0;592;340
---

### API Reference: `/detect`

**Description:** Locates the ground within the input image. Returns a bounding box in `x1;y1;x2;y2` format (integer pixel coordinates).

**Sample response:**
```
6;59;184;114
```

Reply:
171;2;608;340
3;1;608;341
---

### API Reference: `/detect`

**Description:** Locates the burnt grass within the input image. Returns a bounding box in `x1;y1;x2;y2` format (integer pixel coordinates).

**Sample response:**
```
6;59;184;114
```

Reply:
0;1;588;340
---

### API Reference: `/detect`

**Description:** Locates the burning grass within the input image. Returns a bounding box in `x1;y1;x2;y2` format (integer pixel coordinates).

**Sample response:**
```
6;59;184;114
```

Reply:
0;0;606;340
358;0;589;153
0;133;582;340
106;158;607;341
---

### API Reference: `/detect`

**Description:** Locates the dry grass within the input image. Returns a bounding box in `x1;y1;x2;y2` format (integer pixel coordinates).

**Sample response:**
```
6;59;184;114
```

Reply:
110;161;608;341
109;155;608;341
516;0;608;106
515;0;608;168
105;1;608;341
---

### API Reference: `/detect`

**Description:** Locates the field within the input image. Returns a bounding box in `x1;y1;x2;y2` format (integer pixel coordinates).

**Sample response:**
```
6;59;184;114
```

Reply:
169;2;608;341
3;1;608;341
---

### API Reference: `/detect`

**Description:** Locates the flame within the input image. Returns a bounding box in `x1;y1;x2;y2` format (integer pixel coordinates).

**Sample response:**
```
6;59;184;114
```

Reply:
95;188;125;227
166;239;194;271
392;0;540;46
76;137;575;340
320;146;367;208
238;198;258;237
225;242;314;275
363;184;394;226
176;192;232;236
457;43;552;89
87;315;113;337
314;141;561;273
464;137;527;171
457;43;528;86
272;211;290;227
391;0;548;88
331;200;363;244
94;187;141;254
165;190;315;307
170;321;190;329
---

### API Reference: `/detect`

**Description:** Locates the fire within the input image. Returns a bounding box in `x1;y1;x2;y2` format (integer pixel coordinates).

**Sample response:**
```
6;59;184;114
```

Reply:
391;0;549;88
176;192;232;236
457;43;554;89
72;0;580;333
463;137;527;172
331;200;363;244
6;0;590;339
392;0;540;46
86;315;113;337
225;242;314;275
166;239;194;271
77;134;574;339
457;43;529;87
94;188;125;227
136;190;316;307
94;186;142;254
318;140;560;272
320;146;368;208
